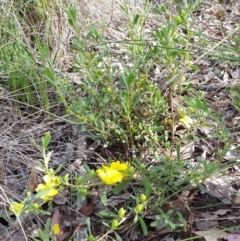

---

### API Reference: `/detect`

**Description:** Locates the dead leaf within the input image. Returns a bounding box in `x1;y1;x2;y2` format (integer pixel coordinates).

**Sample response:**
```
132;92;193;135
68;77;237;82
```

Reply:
130;230;139;240
107;193;131;207
53;190;69;205
79;202;94;216
228;234;240;241
28;168;36;193
195;211;218;231
195;230;228;240
51;210;64;240
63;143;75;160
57;232;70;241
203;175;236;203
195;231;240;241
211;209;231;216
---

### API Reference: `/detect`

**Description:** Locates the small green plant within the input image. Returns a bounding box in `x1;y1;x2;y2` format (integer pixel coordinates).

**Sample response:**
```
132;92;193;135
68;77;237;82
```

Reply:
30;218;59;241
0;1;53;107
230;85;240;113
4;0;240;239
45;2;204;154
48;5;181;152
8;132;136;240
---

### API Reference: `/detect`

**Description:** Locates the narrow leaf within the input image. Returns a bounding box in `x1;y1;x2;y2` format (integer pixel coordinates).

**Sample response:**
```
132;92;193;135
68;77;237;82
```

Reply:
114;231;123;241
42;131;51;149
100;188;108;206
139;216;148;236
113;180;130;195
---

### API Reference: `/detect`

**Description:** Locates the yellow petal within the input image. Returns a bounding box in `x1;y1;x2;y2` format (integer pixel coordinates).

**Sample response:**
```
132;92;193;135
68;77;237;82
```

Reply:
109;161;129;171
9;202;24;216
48;188;58;197
35;183;46;192
179;115;193;129
96;169;107;180
97;169;123;185
40;188;58;201
43;175;52;184
52;223;61;235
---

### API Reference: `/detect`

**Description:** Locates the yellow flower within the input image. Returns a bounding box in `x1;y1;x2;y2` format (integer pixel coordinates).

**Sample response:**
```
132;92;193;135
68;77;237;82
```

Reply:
97;161;132;185
107;161;129;171
52;223;61;235
9;201;24;216
36;183;58;201
36;174;61;201
43;175;61;186
179;115;193;129
97;168;124;185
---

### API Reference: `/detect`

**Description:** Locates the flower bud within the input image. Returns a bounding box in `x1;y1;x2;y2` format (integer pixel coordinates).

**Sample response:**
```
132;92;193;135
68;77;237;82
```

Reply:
33;203;39;210
166;119;172;125
135;204;144;213
106;87;112;94
78;116;86;123
153;136;158;143
80;189;88;195
139;194;147;202
127;166;135;175
175;15;182;24
88;114;95;123
118;207;126;217
111;219;119;229
88;235;95;241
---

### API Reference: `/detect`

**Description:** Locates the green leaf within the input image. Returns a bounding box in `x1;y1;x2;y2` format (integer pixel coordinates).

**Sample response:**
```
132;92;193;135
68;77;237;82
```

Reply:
139;216;148;236
42;131;51;149
29;237;40;241
119;74;129;90
67;6;77;26
38;210;51;215
134;214;139;223
185;97;208;112
100;188;108;206
102;221;111;228
35;166;45;172
133;14;140;25
37;229;45;240
44;151;53;169
233;146;240;151
197;183;206;192
114;231;122;241
44;218;51;237
189;65;199;71
54;164;64;175
97;210;116;218
35;188;53;199
113;180;130;195
150;221;158;227
86;217;91;234
131;58;142;73
153;7;162;15
126;73;135;86
83;164;91;173
44;68;56;85
144;181;152;197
